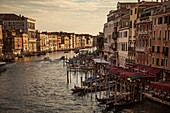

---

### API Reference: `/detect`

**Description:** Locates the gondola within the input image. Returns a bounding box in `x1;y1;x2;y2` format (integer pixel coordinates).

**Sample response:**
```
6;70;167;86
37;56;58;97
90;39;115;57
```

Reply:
71;83;115;93
96;95;115;104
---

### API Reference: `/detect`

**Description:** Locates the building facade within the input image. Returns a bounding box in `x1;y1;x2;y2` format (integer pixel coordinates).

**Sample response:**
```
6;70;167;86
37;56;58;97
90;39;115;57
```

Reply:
152;3;170;79
0;14;37;52
0;25;3;56
117;13;129;67
21;33;29;54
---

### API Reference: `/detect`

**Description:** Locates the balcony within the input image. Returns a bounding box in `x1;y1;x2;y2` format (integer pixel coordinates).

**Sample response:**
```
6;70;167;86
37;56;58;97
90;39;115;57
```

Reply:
138;31;148;35
137;16;152;24
135;47;147;52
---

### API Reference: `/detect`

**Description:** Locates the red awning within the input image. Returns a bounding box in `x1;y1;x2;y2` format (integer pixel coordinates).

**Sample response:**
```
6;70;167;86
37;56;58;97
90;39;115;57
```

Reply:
138;72;156;80
141;66;162;75
148;68;162;75
150;81;170;92
141;66;152;72
106;66;119;70
133;65;145;71
125;64;134;68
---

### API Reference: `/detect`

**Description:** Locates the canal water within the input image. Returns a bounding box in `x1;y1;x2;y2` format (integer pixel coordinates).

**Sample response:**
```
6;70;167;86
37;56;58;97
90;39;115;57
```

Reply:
0;49;170;113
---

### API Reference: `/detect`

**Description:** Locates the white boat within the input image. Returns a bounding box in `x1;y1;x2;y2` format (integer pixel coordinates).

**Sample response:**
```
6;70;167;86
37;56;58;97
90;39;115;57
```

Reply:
0;62;6;72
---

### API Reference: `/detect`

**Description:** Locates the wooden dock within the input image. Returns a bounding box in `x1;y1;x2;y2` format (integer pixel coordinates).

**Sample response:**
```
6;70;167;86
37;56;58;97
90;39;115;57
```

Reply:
144;92;170;106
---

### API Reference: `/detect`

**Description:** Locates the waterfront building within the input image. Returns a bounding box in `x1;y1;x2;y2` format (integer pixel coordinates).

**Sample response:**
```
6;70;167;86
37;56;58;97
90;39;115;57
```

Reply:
96;32;104;53
64;34;70;50
128;1;159;66
0;14;37;52
0;25;3;57
21;33;29;54
79;34;86;48
117;13;130;67
92;35;97;47
104;2;135;66
84;34;93;48
3;30;22;55
35;31;46;52
66;33;74;50
75;34;80;49
42;32;49;52
152;1;170;80
48;33;57;52
57;35;62;50
40;33;45;52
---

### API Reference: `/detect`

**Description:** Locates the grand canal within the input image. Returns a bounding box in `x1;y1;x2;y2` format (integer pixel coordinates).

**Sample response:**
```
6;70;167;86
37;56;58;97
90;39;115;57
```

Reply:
0;49;170;113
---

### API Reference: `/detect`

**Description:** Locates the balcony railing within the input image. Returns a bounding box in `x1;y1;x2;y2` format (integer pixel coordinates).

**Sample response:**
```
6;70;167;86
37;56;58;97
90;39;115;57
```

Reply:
138;31;148;35
137;16;152;23
135;47;147;52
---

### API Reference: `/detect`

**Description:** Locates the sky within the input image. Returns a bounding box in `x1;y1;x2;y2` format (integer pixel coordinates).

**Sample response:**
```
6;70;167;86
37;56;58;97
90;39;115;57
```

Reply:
0;0;137;35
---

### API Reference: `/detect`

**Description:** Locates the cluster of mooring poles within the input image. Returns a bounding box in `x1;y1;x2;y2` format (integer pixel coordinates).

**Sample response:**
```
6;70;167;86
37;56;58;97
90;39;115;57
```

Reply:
63;50;155;107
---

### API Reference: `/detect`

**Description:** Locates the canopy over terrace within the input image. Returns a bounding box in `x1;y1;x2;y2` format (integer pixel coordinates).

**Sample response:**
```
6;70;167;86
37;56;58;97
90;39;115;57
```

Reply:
150;81;170;92
140;66;162;75
133;65;162;75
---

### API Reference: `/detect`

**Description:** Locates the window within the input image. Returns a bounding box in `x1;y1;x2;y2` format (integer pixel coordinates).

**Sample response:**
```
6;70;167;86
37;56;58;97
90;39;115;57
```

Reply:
153;31;155;40
154;18;156;25
164;16;168;24
158;17;162;24
152;57;154;65
150;24;152;30
131;10;133;15
165;47;168;56
168;30;170;40
142;54;144;63
152;46;155;53
135;8;137;14
165;30;167;40
162;47;165;53
150;38;152;47
157;46;160;53
142;38;144;47
146;24;148;31
139;54;140;62
124;31;127;37
143;25;145;31
140;25;142;31
159;30;161;40
146;39;148;47
130;21;132;28
161;59;164;66
134;20;136;27
145;54;147;63
156;58;159;66
149;55;151;64
139;39;141;47
165;59;168;67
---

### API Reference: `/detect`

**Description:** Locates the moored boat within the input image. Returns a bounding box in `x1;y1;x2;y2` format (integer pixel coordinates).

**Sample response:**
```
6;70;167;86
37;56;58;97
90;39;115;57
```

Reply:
0;62;7;72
